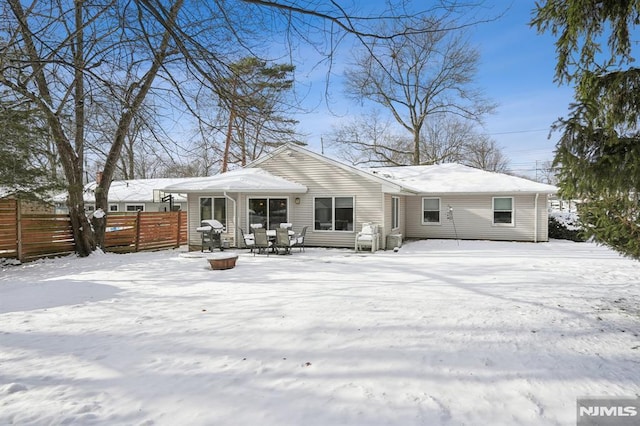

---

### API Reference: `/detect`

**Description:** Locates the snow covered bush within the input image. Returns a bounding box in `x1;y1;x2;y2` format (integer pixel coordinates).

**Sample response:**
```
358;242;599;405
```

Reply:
548;211;586;242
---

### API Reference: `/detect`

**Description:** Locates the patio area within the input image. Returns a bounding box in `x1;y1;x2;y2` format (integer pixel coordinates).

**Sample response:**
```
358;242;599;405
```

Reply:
1;240;639;425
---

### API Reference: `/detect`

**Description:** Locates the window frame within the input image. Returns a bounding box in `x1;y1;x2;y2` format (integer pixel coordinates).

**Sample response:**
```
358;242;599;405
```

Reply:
313;196;355;232
246;196;289;230
125;204;145;212
492;196;515;226
391;196;400;230
421;197;441;225
109;204;119;212
199;196;227;227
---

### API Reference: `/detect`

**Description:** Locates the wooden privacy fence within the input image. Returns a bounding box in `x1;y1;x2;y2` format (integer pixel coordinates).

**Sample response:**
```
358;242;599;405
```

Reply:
105;211;187;253
0;199;187;262
0;199;18;258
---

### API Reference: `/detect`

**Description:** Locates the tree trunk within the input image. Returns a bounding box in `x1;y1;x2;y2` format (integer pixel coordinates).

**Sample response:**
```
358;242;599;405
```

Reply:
69;0;96;256
92;182;108;249
222;105;236;172
413;130;421;165
66;179;96;257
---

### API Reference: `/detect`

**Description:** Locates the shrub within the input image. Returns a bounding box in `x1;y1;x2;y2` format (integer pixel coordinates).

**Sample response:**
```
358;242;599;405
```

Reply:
548;213;586;242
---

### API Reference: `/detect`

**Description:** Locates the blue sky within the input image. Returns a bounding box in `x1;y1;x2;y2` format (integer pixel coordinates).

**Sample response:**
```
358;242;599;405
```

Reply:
291;1;575;178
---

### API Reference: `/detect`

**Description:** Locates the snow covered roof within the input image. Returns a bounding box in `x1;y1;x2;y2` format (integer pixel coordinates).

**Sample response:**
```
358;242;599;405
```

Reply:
249;144;556;195
0;187;11;198
162;168;308;194
369;163;557;194
52;178;189;203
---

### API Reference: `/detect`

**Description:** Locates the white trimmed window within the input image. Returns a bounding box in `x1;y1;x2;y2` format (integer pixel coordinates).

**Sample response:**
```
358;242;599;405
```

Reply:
391;196;400;229
493;197;514;225
109;204;119;212
248;197;287;230
126;204;145;212
314;196;354;231
422;198;440;225
200;197;227;227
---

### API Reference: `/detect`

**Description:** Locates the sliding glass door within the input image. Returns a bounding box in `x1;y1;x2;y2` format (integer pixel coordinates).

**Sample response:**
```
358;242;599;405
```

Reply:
248;198;287;229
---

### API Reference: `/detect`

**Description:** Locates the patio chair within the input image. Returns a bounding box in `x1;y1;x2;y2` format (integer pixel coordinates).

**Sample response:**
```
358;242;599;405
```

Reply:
275;227;295;255
279;222;293;230
355;222;379;252
293;226;307;252
253;228;272;256
239;228;255;253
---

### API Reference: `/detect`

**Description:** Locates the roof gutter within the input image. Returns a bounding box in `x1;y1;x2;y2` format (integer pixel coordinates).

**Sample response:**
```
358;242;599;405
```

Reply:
162;187;307;194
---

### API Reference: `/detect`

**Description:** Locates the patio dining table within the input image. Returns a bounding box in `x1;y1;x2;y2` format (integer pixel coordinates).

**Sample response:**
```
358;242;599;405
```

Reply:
265;229;295;238
265;229;296;254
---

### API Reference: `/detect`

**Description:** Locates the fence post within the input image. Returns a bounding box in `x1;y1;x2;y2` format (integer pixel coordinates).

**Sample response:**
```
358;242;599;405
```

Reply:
16;200;23;262
175;211;182;249
134;210;141;252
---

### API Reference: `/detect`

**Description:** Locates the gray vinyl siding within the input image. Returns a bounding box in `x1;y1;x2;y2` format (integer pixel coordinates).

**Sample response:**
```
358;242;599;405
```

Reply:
405;193;550;242
187;194;200;247
382;194;406;248
536;194;550;242
254;149;385;248
104;201;186;213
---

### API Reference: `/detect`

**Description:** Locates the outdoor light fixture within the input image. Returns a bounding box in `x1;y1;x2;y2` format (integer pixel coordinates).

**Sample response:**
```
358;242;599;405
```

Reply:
295;197;300;204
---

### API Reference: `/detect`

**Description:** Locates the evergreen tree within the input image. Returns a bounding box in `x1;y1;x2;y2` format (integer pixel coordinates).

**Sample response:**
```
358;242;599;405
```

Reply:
532;1;640;258
219;57;298;172
0;103;63;199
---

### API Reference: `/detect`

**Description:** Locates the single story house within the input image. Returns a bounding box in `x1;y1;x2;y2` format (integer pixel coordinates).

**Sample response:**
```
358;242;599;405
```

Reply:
162;143;557;251
53;178;188;214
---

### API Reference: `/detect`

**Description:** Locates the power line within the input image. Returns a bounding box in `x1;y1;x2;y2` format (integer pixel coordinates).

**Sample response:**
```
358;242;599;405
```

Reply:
485;128;550;136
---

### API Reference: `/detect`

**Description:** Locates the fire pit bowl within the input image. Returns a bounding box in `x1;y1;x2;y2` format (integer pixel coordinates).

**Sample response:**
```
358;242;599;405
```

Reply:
207;253;238;270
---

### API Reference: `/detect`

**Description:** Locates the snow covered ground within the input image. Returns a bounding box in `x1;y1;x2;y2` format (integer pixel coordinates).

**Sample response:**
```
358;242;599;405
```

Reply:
1;239;639;425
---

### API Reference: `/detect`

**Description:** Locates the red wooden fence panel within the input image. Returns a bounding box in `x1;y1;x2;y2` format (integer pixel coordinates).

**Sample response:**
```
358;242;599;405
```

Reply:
20;214;75;261
0;199;18;258
179;211;187;245
104;213;139;253
137;211;181;251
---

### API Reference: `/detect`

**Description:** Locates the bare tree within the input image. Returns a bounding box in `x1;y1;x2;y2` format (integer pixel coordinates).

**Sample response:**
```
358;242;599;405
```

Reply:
419;117;472;164
327;112;406;166
344;16;496;165
534;160;559;185
84;97;173;181
329;112;510;171
463;136;510;173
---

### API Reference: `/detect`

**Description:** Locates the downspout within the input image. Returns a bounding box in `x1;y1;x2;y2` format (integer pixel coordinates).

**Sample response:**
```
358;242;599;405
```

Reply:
178;193;189;245
534;193;539;243
223;191;237;247
381;193;386;250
